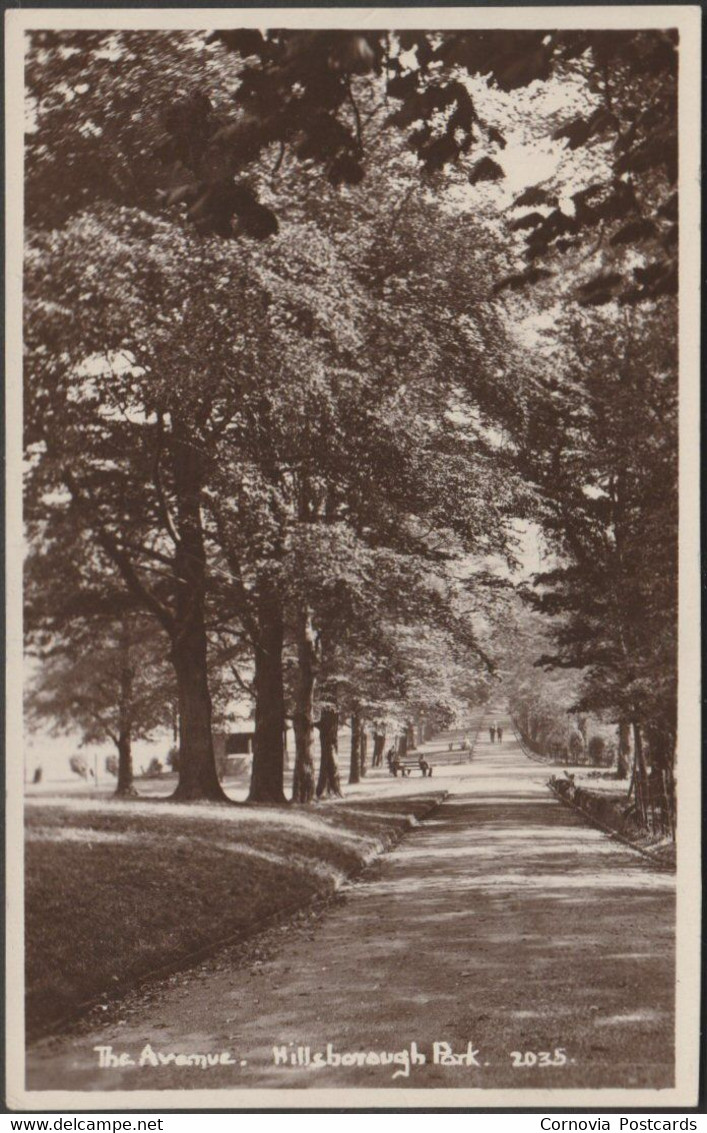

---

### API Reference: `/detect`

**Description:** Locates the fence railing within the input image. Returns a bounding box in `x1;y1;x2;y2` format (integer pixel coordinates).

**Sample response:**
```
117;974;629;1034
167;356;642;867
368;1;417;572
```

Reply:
510;716;568;763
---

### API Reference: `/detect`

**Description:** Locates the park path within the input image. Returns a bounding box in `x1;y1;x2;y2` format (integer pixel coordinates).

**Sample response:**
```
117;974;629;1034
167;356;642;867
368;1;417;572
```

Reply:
27;710;675;1094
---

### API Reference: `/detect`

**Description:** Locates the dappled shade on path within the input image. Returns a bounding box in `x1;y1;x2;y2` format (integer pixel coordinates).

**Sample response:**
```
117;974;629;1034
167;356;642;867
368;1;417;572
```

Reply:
27;713;674;1093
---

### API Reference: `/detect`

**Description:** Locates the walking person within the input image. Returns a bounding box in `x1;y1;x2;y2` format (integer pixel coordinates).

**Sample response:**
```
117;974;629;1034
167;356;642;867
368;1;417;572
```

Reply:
489;724;496;743
497;725;503;743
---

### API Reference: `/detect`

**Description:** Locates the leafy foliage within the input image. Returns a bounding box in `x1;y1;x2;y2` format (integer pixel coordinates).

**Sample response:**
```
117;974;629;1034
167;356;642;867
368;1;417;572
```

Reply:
25;614;174;753
23;26;679;807
27;28;678;300
513;302;677;765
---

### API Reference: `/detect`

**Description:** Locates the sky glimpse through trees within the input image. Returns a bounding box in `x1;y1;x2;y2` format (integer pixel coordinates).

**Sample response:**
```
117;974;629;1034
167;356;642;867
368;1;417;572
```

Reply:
22;21;681;822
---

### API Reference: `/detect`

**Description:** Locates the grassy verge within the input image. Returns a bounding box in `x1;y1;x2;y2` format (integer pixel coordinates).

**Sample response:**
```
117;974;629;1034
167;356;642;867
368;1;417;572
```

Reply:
25;790;444;1038
548;775;676;870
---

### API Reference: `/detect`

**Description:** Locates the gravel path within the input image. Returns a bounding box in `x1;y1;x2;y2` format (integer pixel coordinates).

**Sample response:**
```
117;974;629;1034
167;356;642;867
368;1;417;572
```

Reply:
26;711;675;1095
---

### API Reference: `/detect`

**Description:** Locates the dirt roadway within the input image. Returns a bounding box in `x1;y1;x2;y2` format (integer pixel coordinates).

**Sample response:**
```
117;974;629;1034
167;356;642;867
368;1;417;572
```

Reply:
26;713;675;1094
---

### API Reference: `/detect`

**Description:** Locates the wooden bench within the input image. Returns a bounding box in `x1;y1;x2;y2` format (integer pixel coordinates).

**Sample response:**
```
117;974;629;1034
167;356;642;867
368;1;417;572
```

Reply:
389;755;433;777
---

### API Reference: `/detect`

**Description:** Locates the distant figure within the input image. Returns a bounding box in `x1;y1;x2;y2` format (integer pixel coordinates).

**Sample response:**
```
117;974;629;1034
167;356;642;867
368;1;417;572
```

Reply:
497;725;504;742
418;755;432;778
489;725;496;743
462;734;470;750
386;748;396;775
32;766;42;784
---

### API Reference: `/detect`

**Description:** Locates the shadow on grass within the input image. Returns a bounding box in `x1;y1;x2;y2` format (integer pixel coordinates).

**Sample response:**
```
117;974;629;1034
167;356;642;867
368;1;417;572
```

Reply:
24;784;445;1038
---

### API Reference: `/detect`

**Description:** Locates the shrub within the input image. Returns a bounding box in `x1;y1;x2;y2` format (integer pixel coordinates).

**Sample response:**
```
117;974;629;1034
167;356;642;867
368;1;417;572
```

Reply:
587;735;606;764
69;755;88;780
568;730;585;761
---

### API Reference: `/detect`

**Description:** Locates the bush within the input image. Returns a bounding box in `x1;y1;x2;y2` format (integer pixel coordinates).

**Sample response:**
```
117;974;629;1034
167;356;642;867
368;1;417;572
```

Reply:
587;735;606;764
69;755;88;780
568;731;585;761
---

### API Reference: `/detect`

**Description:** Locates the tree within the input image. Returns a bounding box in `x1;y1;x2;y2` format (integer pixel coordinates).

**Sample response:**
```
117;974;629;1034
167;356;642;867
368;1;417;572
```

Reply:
25;27;677;815
24;207;283;800
25;613;174;796
24;515;156;796
26;193;428;805
513;302;677;821
25;31;224;230
500;33;677;304
201;166;523;802
178;29;677;299
198;218;387;802
495;598;582;760
27;29;676;294
306;553;498;783
282;186;522;798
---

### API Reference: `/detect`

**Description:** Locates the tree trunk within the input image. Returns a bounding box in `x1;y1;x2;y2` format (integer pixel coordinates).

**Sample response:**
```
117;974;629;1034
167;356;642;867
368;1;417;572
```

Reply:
349;712;362;784
360;730;368;778
631;721;648;825
249;577;287;804
115;733;137;797
114;618;138;797
372;732;386;768
406;723;416;751
317;707;342;797
292;605;318;803
171;625;225;801
661;733;677;840
283;725;291;771
616;720;630;779
664;759;677;840
169;420;226;803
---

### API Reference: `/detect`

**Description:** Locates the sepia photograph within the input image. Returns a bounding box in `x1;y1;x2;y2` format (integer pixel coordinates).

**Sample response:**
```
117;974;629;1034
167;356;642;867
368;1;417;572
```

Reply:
5;4;701;1110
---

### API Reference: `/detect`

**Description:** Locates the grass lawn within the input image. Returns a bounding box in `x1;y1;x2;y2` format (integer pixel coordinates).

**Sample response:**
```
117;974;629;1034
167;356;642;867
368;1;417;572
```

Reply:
25;789;444;1037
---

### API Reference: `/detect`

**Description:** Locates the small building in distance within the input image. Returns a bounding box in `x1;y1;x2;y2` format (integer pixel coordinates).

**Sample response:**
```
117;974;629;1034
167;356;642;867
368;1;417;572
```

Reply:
225;731;254;755
213;728;254;779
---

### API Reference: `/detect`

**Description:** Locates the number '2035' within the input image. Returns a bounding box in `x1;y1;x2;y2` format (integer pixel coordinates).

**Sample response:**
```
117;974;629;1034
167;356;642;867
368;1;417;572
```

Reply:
510;1048;568;1068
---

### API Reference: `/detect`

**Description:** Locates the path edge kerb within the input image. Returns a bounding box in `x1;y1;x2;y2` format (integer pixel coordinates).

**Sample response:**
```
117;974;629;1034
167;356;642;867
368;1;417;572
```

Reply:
29;789;449;1044
511;720;675;873
509;718;555;765
547;780;676;873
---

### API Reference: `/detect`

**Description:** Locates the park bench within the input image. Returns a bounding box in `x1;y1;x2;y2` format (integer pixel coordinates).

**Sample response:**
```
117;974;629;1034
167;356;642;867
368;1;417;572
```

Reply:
390;754;433;778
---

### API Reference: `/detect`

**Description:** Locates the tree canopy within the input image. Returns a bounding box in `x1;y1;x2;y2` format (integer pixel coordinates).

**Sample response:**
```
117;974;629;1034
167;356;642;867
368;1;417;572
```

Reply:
24;24;679;819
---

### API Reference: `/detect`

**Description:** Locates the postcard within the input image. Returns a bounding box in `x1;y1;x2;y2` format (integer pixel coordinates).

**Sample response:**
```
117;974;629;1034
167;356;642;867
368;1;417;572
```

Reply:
5;4;701;1111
